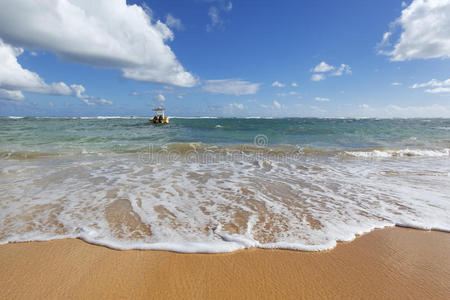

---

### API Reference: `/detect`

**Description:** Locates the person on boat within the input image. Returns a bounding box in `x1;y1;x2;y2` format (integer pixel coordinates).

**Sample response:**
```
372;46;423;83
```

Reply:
153;116;158;123
159;115;163;123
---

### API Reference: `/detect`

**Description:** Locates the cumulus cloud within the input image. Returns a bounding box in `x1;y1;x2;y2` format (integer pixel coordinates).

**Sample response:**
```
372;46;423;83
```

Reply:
314;97;330;102
392;82;402;86
291;82;298;87
311;74;326;81
411;78;450;93
206;1;233;32
165;14;184;31
313;61;334;73
0;0;196;87
0;39;110;104
273;100;281;109
0;89;24;101
272;81;286;87
311;61;351;81
379;0;450;61
202;79;260;96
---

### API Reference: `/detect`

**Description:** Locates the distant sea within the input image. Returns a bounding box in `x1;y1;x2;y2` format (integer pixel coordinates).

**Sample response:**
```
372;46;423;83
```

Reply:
1;117;449;252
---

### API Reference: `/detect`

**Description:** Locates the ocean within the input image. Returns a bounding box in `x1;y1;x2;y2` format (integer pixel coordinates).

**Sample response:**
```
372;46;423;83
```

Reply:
0;116;449;252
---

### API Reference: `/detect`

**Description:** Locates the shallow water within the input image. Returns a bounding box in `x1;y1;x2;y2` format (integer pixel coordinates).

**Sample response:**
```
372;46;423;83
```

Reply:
1;117;449;252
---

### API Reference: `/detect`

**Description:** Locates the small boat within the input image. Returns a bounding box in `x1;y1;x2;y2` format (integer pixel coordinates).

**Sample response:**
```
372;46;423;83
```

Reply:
149;107;170;124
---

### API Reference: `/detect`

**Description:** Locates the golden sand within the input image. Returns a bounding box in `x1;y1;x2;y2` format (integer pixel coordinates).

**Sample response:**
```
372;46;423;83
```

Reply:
1;227;449;299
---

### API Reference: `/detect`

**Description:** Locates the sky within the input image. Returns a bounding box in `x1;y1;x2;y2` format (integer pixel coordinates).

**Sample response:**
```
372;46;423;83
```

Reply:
0;0;450;117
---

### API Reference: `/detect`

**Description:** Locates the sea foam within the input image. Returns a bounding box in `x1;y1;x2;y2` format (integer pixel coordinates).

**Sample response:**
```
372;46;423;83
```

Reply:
0;152;449;253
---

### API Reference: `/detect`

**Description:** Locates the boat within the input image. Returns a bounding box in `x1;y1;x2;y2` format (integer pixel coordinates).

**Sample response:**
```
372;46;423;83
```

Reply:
149;107;170;124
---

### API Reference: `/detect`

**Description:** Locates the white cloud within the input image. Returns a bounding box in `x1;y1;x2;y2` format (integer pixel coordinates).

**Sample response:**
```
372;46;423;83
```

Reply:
291;82;298;87
411;78;450;88
229;102;244;110
0;0;196;87
81;97;113;106
411;78;450;93
224;1;233;11
276;91;298;97
311;74;326;81
402;1;408;8
273;100;281;109
313;61;335;73
425;87;450;93
207;7;221;30
379;0;450;61
391;82;402;86
272;81;286;87
331;64;352;76
154;94;166;102
165;14;184;30
206;1;233;32
0;88;24;101
0;39;110;105
202;79;260;96
311;61;351;81
314;97;330;102
379;32;392;48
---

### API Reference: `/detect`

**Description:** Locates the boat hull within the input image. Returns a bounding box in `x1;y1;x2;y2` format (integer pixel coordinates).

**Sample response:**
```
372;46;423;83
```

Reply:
149;118;170;124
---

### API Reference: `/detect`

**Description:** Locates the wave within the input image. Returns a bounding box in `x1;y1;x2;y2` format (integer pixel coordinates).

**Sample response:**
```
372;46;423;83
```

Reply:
3;144;450;160
1;145;449;253
344;148;450;158
0;151;60;159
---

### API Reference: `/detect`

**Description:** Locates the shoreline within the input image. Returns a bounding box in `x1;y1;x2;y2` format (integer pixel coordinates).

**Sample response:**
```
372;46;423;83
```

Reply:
1;227;449;299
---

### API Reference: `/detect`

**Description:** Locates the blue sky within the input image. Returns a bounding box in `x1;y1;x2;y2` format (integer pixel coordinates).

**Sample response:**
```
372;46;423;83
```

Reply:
1;0;450;117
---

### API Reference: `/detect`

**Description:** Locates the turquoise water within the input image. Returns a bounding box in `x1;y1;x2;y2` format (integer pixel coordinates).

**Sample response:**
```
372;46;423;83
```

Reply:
1;117;450;156
0;117;449;252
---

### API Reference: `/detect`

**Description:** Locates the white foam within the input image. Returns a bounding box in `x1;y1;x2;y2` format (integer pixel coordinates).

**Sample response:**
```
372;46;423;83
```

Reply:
345;148;450;158
1;153;449;253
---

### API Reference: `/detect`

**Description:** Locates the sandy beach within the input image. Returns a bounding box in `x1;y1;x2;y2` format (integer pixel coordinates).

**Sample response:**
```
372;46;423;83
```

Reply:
1;227;449;299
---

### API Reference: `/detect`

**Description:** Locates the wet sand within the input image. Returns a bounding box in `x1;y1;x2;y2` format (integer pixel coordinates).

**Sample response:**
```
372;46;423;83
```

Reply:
1;227;449;299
